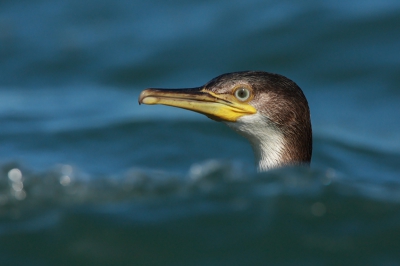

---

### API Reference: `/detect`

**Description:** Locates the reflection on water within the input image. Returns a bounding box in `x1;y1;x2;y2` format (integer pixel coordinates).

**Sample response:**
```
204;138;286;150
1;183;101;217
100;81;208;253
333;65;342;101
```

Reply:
1;161;400;264
8;168;26;200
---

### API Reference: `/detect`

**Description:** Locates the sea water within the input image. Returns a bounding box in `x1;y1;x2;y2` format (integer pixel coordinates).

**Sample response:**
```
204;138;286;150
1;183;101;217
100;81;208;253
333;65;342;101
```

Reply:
1;0;400;265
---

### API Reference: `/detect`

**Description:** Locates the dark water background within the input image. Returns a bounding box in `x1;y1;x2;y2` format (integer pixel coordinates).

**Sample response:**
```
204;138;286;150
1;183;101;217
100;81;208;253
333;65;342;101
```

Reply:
1;0;400;265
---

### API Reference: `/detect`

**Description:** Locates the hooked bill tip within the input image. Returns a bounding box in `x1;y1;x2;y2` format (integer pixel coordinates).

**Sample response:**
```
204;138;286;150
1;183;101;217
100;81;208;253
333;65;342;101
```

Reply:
138;89;152;105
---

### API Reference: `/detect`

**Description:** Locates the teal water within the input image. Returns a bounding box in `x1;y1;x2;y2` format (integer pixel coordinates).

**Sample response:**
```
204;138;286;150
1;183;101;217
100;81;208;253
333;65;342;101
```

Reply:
1;0;400;265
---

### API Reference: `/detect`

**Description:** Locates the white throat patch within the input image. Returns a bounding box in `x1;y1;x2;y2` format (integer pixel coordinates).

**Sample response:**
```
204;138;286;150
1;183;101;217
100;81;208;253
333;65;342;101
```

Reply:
225;113;285;172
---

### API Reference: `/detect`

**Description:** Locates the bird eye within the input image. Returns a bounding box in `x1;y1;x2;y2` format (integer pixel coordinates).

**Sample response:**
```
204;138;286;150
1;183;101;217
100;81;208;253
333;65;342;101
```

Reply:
234;87;251;101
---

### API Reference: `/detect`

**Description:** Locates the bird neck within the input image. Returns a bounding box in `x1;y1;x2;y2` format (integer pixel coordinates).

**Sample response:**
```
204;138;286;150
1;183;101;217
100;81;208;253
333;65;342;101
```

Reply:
253;134;285;172
226;113;286;172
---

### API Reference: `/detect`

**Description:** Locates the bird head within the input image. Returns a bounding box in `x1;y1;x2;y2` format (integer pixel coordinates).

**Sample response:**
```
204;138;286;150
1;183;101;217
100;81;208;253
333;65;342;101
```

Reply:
139;71;312;171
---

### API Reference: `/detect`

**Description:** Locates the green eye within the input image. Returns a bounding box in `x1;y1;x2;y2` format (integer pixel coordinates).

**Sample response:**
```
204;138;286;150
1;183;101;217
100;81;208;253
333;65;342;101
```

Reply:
234;87;251;101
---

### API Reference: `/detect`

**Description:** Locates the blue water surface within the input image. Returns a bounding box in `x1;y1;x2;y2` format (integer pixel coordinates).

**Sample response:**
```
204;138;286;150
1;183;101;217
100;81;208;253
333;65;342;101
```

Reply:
0;0;400;265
